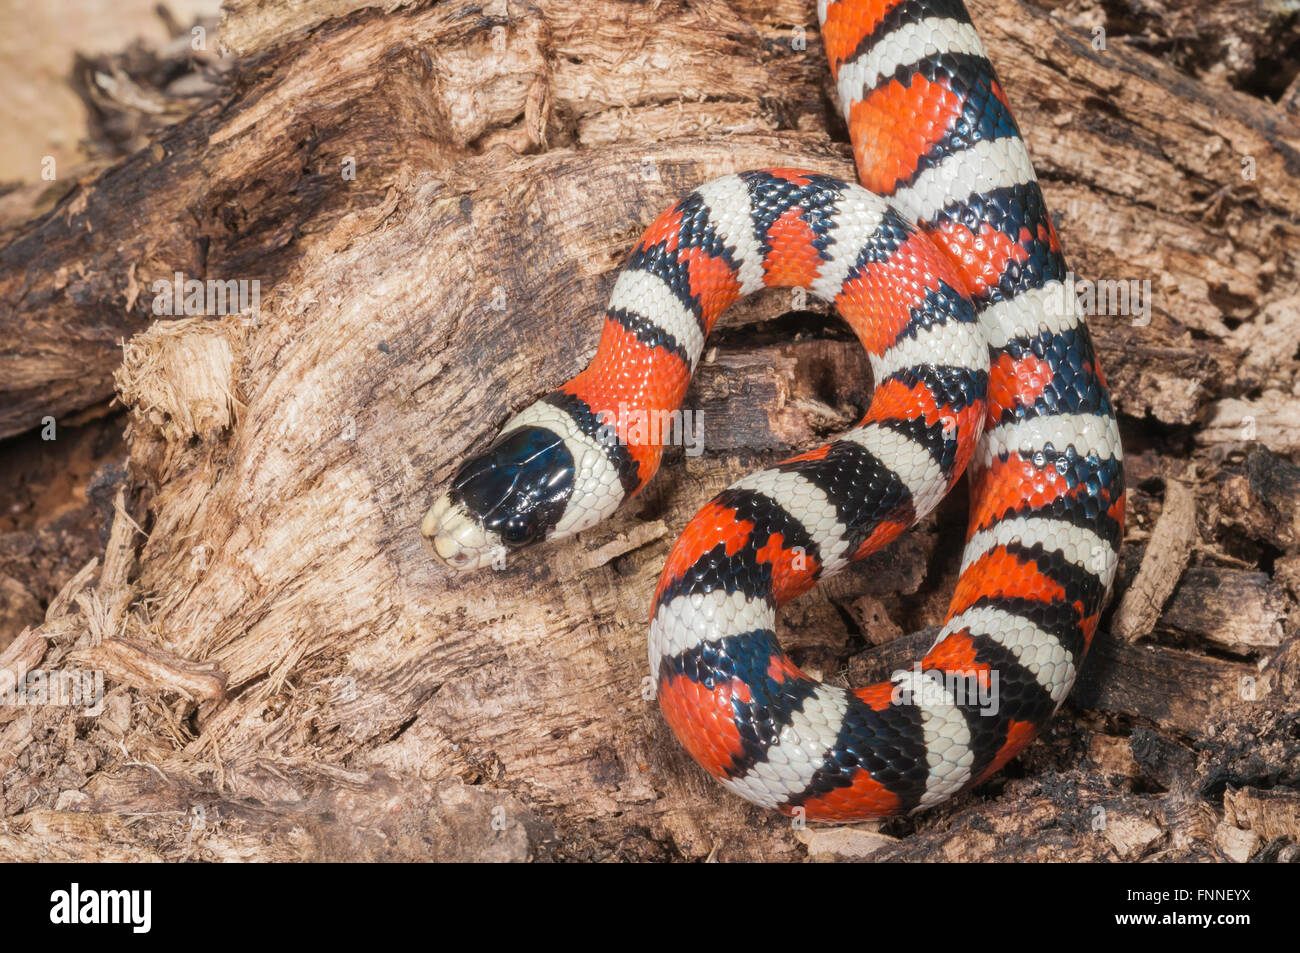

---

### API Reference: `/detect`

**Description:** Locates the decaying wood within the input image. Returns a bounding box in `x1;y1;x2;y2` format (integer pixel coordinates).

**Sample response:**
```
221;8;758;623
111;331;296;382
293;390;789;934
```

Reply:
1216;445;1300;551
1112;474;1195;643
0;0;1298;861
1224;787;1300;848
1159;567;1287;654
1072;632;1253;735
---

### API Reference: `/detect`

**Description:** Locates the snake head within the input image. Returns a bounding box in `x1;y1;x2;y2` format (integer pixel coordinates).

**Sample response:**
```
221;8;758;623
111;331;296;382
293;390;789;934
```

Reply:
422;423;575;571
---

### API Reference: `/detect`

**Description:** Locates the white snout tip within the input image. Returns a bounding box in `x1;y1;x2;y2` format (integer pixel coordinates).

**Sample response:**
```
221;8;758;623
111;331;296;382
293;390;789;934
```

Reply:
420;493;502;572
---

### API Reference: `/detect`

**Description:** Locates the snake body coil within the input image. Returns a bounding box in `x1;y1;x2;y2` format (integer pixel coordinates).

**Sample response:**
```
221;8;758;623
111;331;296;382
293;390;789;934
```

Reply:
424;0;1124;820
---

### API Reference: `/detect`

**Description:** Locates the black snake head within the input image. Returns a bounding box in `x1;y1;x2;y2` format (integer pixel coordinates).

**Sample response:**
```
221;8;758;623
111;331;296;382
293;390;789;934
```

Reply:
422;424;575;571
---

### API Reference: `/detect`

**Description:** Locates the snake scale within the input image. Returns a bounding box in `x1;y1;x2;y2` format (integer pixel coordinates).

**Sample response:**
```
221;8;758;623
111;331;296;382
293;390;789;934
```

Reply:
422;0;1124;821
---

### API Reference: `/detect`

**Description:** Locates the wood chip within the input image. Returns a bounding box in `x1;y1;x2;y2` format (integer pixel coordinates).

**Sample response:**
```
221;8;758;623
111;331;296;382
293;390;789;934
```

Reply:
796;825;896;861
1213;820;1262;863
1159;567;1286;653
70;637;226;708
1113;477;1196;643
1223;786;1300;843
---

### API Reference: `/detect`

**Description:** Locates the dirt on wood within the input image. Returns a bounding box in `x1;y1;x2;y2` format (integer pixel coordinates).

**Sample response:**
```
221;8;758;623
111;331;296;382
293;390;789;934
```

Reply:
0;0;1298;861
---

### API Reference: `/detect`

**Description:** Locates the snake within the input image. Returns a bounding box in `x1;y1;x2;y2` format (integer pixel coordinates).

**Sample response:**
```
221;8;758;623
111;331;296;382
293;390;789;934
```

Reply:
422;0;1124;821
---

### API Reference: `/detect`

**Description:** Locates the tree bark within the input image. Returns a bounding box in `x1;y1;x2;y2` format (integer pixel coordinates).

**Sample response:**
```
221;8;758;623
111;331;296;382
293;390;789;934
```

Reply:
1;0;1298;861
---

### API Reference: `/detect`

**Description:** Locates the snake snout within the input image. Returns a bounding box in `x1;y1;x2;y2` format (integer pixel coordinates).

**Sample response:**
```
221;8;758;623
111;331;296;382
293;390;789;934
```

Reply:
421;492;500;572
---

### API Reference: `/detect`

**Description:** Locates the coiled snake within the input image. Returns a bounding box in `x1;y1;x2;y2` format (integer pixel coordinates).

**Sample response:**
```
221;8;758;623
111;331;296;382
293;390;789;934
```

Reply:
423;0;1124;820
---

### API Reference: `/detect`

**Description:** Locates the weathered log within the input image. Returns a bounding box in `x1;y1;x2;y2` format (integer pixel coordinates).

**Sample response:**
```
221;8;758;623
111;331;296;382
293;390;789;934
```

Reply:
0;0;1298;861
4;0;1300;440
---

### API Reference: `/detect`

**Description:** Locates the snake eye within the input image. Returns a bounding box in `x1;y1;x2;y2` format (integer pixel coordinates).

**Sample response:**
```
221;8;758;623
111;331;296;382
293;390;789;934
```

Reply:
499;519;537;548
